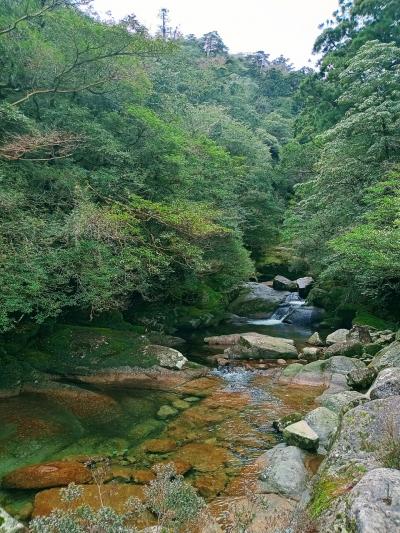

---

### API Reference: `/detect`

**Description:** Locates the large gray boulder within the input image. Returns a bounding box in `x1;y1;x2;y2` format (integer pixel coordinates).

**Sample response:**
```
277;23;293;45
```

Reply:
301;346;322;362
369;367;400;400
345;468;400;533
371;341;400;371
296;276;314;297
317;390;367;415
326;329;349;346
283;420;319;451
304;407;339;454
225;333;298;360
273;275;297;292
310;397;400;531
347;366;377;391
229;282;289;316
257;444;308;501
323;340;363;359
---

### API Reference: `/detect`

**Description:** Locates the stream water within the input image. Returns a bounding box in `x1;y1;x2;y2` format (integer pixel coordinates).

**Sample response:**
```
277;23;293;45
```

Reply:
0;294;325;525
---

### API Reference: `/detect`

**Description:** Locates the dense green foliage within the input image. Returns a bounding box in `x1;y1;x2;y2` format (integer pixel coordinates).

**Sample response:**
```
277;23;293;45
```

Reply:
283;0;400;320
0;0;302;332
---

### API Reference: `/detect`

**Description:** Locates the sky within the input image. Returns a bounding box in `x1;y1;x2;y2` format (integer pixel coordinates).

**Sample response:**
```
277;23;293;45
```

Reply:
92;0;339;68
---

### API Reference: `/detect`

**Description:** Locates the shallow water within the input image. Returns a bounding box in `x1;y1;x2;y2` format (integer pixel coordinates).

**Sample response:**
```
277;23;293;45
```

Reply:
0;316;323;523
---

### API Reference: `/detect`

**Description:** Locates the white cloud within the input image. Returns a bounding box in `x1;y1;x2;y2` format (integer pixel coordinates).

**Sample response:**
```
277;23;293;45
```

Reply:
92;0;339;68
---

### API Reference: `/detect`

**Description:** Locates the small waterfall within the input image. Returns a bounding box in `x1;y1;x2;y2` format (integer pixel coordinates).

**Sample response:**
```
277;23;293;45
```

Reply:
248;292;305;325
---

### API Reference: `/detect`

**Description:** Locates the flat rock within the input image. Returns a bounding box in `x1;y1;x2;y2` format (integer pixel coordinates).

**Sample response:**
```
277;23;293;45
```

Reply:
304;407;338;454
371;341;400;371
257;444;308;500
326;329;349;346
369;367;400;400
283;420;319;451
273;412;303;433
172;443;231;473
226;333;297;360
2;460;91;489
204;333;243;346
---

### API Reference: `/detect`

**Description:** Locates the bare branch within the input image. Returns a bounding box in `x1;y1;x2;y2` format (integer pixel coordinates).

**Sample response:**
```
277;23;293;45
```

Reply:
0;131;83;161
0;1;66;36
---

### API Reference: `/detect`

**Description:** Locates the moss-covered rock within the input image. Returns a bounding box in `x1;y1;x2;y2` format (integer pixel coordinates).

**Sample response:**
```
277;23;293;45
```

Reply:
26;324;154;375
272;412;303;432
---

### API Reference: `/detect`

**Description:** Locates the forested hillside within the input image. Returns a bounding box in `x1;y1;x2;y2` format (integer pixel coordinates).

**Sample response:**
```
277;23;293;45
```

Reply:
283;0;400;323
0;0;304;334
0;0;399;338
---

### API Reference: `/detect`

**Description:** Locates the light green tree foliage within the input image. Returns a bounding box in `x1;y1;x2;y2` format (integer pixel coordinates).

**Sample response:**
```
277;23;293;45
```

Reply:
0;2;302;332
284;40;400;314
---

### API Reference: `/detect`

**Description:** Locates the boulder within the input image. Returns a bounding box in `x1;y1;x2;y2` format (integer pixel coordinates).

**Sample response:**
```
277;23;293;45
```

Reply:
301;347;322;362
325;356;366;376
345;468;400;533
309;397;400;531
273;412;303;433
296;276;314;298
283;420;319;451
346;325;372;345
347;367;377;391
257;444;308;500
225;333;297;360
273;275;297;292
2;461;91;489
323;340;363;358
370;341;400;371
369;367;400;400
144;345;188;370
326;329;349;346
143;439;177;454
0;507;25;532
317;390;367;415
304;407;339;454
229;282;289;316
307;332;324;347
284;306;325;327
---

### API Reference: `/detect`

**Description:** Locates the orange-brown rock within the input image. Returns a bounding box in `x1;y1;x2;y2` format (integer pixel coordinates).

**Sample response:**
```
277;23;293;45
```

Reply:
131;469;156;484
151;459;192;476
33;484;145;517
2;461;91;489
175;376;220;397
173;443;231;473
193;471;227;498
143;438;177;454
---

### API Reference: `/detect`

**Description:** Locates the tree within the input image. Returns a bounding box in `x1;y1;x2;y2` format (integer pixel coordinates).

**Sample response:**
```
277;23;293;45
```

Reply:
200;31;228;57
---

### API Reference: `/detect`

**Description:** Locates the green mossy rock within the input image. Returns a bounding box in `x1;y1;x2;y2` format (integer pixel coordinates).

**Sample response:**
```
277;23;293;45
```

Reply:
283;420;319;451
27;324;154;374
157;405;178;419
272;412;303;432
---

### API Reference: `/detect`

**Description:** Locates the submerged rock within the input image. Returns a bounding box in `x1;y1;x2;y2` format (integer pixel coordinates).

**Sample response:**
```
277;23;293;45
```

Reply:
229;282;289;316
257;444;308;500
157;405;178;420
369;367;400;400
2;460;91;489
283;420;319;451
